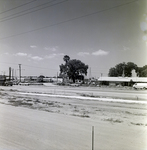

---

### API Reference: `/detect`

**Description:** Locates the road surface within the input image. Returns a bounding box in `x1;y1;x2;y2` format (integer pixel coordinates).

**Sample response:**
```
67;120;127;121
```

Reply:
0;85;147;150
0;103;147;150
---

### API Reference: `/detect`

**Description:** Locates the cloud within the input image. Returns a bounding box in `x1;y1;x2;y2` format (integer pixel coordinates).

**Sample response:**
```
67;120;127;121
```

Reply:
30;56;43;61
142;35;147;41
30;45;37;48
123;46;130;51
4;52;9;55
92;50;109;56
140;22;147;31
45;53;64;59
15;52;27;56
58;53;64;56
0;52;9;56
77;52;90;56
45;53;57;59
44;46;58;51
27;54;43;61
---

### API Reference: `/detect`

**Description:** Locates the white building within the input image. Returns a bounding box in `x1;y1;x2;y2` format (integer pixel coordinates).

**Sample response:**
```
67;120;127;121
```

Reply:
98;77;147;86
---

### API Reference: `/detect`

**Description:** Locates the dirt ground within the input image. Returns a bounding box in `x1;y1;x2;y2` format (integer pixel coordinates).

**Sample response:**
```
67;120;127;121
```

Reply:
0;85;147;150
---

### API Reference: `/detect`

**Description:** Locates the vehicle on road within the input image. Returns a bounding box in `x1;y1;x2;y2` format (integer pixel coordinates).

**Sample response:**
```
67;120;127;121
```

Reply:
133;83;147;89
70;83;80;87
19;82;30;86
5;80;13;86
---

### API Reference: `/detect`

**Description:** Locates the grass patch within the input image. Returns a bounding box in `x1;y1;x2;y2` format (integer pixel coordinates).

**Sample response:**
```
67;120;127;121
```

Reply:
8;100;33;107
125;111;146;116
0;92;8;96
130;122;144;126
103;118;123;123
80;93;100;98
72;114;90;118
9;89;18;92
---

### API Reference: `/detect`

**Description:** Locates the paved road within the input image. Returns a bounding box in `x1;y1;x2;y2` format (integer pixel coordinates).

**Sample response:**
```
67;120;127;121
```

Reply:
57;86;147;100
1;85;147;100
0;86;147;150
16;85;147;100
0;103;147;150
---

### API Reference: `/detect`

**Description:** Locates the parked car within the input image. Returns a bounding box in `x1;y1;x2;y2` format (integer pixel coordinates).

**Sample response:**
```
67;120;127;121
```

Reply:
5;81;13;86
133;83;147;89
19;82;30;86
70;83;80;87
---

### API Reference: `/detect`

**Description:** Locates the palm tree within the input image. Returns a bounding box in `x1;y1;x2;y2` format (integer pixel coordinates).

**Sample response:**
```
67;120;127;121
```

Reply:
63;55;70;64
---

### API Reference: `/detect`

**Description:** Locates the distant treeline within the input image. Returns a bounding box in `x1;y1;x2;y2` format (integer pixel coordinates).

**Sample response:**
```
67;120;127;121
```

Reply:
108;62;147;77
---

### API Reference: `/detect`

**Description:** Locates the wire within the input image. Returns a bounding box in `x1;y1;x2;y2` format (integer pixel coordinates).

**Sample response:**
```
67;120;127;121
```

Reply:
0;0;37;15
0;62;58;70
0;0;68;23
23;64;58;70
0;61;18;65
0;0;138;40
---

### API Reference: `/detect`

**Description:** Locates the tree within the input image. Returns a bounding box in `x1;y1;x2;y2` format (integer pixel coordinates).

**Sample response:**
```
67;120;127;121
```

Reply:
125;62;138;77
60;55;88;83
59;55;70;80
63;55;70;64
115;62;126;77
138;65;147;77
108;62;138;77
108;67;118;77
141;69;147;77
38;75;45;82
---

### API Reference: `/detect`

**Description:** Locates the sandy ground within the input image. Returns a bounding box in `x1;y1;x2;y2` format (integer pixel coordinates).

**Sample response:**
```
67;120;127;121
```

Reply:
0;85;147;150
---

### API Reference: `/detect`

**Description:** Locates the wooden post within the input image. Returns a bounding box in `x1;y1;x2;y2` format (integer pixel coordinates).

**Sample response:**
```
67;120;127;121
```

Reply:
92;126;94;150
9;67;11;80
19;64;21;82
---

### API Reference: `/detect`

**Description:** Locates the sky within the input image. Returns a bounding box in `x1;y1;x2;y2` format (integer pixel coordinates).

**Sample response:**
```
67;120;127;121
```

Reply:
0;0;147;78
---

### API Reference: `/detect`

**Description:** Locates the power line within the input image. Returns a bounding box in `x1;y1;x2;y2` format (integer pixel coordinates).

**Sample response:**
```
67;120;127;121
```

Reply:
0;0;68;23
23;64;58;70
0;0;50;20
0;0;138;40
0;61;18;65
0;61;58;70
0;0;36;15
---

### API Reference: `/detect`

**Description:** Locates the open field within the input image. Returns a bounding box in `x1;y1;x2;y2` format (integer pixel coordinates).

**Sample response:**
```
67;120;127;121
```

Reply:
0;85;147;150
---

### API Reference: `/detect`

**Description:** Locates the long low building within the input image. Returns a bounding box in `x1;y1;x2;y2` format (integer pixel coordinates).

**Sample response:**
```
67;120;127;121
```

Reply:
98;77;147;86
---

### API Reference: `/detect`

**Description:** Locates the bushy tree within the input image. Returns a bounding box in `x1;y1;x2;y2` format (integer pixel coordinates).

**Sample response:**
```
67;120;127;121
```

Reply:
138;65;147;77
60;55;88;83
125;62;138;77
108;62;138;77
108;67;118;77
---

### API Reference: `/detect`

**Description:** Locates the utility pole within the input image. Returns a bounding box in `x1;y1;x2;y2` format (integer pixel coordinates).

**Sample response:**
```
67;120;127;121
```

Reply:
57;72;58;82
19;64;21;82
89;67;91;79
9;67;11;80
12;68;14;80
101;73;103;77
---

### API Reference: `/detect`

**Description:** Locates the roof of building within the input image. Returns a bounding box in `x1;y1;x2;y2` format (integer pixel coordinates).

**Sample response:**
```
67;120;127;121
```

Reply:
98;77;147;82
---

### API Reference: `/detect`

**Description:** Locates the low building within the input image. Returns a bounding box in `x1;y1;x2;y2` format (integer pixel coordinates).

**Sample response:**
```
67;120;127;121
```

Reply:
98;77;147;86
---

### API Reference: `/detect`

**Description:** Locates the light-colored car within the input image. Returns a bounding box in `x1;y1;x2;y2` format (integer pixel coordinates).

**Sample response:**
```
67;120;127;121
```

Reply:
133;83;147;89
19;82;30;86
70;83;80;87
